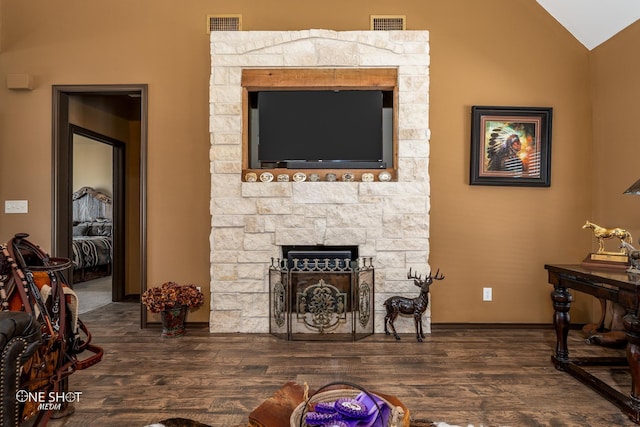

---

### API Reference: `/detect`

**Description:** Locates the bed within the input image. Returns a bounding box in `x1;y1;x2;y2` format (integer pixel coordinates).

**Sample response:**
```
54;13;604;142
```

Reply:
72;187;113;282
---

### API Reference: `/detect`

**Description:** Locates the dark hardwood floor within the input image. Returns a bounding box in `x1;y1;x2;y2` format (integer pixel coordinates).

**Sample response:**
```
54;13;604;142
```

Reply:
46;302;638;427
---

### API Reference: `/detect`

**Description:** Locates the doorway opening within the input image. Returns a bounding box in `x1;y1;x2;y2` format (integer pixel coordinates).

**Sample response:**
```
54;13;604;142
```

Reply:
52;85;148;326
71;125;120;311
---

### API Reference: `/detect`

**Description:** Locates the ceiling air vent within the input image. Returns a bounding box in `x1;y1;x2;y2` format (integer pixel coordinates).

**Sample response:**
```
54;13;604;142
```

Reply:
370;15;406;31
207;14;242;33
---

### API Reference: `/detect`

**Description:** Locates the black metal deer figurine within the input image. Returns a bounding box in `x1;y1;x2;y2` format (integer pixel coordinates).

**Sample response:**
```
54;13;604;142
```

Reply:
384;268;445;342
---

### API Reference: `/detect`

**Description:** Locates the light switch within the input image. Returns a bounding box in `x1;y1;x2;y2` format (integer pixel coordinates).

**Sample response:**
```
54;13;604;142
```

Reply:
5;200;28;214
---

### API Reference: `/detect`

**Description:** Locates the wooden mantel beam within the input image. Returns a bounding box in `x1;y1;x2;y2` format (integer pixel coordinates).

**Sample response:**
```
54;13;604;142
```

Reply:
241;68;398;90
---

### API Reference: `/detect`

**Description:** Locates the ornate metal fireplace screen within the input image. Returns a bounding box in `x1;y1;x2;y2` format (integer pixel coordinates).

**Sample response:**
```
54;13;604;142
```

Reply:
269;257;375;341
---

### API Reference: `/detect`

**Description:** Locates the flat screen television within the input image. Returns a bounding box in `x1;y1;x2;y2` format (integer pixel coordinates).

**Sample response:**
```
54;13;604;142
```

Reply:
248;90;393;169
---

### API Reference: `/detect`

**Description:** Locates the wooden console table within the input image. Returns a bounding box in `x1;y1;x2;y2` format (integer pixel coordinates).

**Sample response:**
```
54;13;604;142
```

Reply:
545;264;640;423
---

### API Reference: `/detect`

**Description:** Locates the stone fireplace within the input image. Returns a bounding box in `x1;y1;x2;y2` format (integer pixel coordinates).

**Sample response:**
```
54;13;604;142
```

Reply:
209;29;430;334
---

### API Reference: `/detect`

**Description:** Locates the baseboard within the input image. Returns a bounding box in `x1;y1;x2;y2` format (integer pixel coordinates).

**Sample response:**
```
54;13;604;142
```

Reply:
431;322;556;330
146;322;209;328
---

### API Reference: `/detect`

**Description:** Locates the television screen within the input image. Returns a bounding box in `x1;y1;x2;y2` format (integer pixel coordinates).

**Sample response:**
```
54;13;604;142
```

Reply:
250;90;390;168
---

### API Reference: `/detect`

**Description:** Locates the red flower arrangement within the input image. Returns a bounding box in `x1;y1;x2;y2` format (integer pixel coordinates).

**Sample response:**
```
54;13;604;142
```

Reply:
141;281;204;313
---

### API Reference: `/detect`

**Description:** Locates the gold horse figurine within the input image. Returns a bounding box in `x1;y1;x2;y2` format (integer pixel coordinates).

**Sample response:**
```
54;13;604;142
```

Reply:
582;220;633;254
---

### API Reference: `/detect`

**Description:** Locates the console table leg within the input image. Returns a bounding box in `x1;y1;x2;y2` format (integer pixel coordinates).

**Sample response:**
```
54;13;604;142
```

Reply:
551;286;572;366
624;313;640;420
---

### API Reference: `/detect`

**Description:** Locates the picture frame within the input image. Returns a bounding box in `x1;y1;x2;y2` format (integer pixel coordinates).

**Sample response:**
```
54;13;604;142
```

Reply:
470;106;553;187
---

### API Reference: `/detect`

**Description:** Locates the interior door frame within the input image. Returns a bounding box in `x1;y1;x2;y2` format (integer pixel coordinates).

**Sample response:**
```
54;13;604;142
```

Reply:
70;124;125;301
52;84;148;325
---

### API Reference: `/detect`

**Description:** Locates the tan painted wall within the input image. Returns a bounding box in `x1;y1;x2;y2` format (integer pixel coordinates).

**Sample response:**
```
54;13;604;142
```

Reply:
1;0;630;325
590;22;640;250
73;135;113;196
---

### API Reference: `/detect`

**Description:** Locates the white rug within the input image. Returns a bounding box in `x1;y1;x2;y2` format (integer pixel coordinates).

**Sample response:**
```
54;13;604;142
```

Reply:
73;276;112;314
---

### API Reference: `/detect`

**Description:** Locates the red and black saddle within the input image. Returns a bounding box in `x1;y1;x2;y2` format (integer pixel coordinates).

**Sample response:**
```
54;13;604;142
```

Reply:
0;233;103;426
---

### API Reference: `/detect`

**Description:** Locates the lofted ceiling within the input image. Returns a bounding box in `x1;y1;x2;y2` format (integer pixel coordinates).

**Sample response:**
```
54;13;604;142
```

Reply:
537;0;640;50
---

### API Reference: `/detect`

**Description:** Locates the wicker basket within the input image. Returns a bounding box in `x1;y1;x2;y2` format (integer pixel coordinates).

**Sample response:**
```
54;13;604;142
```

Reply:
290;383;410;427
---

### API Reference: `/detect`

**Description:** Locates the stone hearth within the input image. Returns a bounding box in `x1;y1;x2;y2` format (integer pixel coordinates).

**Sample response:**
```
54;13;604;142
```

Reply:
209;29;430;333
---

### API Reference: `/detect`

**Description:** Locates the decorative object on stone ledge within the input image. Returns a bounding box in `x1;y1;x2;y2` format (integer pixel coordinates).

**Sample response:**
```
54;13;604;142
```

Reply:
378;171;392;182
361;172;374;182
245;172;258;182
341;172;355;182
293;172;307;182
277;173;290;182
260;172;274;182
384;268;445;342
326;173;337;182
308;173;320;182
141;281;204;338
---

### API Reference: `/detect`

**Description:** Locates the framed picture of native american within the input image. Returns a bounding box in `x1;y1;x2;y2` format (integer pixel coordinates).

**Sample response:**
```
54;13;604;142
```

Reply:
470;106;553;187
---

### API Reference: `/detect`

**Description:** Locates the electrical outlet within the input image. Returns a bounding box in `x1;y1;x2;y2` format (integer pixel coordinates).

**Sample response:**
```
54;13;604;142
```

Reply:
5;200;28;214
483;287;492;302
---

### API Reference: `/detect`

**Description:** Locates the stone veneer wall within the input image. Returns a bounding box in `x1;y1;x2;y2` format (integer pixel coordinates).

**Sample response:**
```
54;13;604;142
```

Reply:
209;30;430;333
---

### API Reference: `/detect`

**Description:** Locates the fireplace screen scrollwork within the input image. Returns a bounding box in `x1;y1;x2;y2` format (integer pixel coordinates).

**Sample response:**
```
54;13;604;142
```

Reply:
268;259;289;339
268;256;374;341
358;282;371;328
296;279;347;333
273;281;286;328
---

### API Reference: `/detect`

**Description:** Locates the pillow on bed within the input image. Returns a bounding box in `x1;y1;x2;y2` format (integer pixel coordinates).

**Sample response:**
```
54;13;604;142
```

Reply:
72;224;89;237
86;223;112;237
